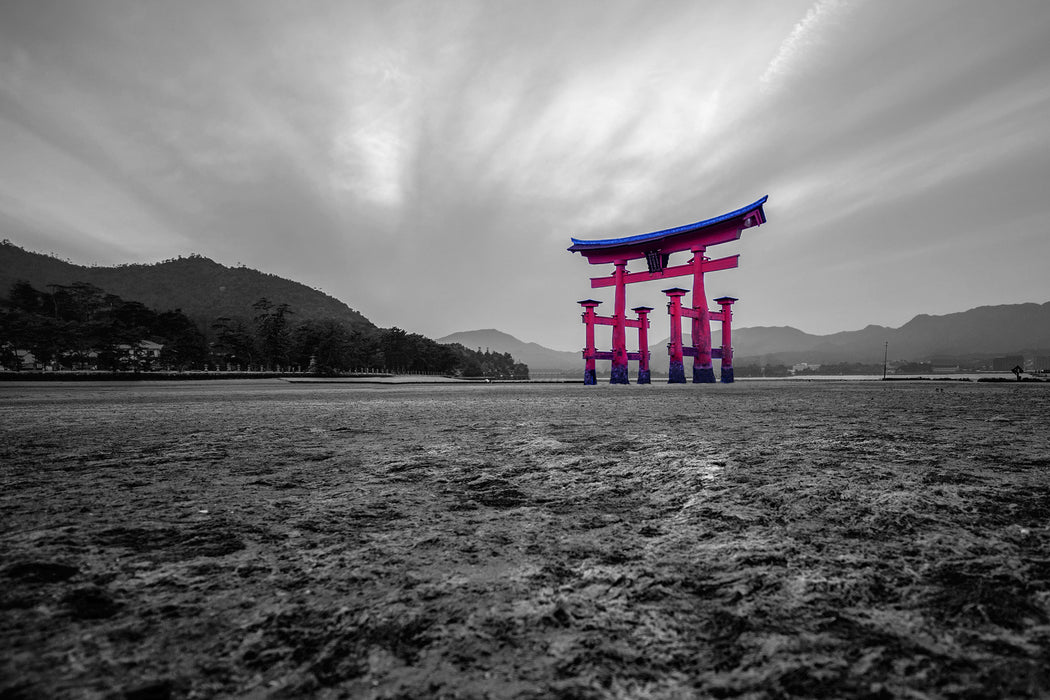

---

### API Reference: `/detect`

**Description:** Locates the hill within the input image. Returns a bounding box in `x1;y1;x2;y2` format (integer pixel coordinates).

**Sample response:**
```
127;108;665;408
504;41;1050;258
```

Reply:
0;242;532;377
435;329;580;374
730;303;1050;365
0;241;374;335
888;304;1050;359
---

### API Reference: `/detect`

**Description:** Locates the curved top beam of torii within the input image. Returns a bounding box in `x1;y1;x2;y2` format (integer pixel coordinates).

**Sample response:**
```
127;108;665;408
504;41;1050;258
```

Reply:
567;195;768;264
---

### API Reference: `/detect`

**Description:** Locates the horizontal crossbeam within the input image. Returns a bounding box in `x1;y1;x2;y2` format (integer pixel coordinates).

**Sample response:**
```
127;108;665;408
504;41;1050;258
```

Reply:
679;347;723;359
590;255;738;289
584;351;648;361
680;309;725;321
592;315;645;329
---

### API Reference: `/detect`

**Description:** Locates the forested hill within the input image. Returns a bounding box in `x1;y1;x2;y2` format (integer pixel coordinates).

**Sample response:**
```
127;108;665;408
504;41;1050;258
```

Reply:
0;241;374;333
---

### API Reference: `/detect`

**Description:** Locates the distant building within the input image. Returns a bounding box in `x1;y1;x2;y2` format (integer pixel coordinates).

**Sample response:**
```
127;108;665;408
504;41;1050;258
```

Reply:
1034;356;1050;372
113;340;164;369
992;355;1025;372
139;340;164;359
929;357;959;373
14;349;40;370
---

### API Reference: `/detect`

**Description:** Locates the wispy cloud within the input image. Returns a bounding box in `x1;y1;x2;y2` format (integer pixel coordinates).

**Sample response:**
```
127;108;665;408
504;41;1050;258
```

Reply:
761;0;857;92
330;54;420;208
0;114;191;259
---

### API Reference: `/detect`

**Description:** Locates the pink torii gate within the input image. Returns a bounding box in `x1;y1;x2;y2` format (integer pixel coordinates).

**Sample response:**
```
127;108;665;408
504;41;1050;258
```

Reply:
568;196;768;384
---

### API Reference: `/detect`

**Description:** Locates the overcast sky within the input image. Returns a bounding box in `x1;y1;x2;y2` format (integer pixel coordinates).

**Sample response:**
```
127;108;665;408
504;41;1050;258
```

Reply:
2;1;1048;351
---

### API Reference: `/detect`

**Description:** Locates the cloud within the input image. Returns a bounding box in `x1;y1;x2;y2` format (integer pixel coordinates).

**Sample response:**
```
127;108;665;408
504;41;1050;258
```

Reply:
761;0;858;92
330;54;420;209
0;114;192;260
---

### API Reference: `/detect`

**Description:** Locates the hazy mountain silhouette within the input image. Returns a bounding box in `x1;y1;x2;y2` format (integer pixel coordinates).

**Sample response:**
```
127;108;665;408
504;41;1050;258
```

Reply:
0;241;374;334
444;302;1050;373
436;329;580;372
713;302;1050;365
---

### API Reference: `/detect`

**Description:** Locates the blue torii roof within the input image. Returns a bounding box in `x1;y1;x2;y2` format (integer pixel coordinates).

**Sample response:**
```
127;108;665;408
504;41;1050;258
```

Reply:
568;195;768;251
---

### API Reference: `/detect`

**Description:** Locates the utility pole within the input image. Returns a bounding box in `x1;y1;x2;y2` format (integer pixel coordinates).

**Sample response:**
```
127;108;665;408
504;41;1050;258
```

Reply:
883;341;888;380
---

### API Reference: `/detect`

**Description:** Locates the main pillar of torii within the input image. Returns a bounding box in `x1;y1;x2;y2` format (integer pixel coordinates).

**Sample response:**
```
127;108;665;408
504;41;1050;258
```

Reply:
567;196;768;384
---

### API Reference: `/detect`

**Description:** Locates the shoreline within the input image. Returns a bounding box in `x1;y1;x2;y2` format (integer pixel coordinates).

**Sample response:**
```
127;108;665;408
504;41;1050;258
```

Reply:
0;372;1044;385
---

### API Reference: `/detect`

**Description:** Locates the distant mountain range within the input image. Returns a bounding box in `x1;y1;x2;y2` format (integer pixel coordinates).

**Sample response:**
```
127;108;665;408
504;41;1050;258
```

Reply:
715;302;1050;366
442;302;1050;373
0;242;374;335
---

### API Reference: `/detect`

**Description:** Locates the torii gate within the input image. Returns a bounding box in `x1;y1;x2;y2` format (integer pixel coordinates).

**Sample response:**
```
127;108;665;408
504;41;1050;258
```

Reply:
568;195;768;384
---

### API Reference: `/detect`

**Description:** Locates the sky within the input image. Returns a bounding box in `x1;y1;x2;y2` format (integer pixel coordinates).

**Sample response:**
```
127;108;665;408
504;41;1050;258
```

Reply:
1;0;1049;351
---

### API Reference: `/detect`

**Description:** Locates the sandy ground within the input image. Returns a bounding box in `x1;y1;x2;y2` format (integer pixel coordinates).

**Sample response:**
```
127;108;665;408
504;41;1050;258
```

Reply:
2;379;1049;699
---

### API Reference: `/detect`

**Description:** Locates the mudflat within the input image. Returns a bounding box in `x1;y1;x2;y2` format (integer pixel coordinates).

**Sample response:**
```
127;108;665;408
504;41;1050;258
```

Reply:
2;380;1049;698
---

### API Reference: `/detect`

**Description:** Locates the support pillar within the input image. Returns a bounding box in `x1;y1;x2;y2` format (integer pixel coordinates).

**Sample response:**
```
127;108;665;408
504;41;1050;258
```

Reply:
578;300;601;385
715;296;737;383
632;306;653;384
663;288;688;383
610;260;630;384
691;247;715;383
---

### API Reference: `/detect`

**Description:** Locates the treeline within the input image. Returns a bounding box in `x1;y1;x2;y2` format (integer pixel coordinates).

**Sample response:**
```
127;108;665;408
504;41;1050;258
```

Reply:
0;281;528;378
734;364;790;378
733;362;886;377
0;281;207;371
794;362;885;375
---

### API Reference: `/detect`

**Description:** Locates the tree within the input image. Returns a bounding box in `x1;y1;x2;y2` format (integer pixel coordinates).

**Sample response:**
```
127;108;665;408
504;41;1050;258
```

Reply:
252;298;294;370
212;317;256;369
46;282;108;323
21;315;67;368
438;343;529;379
380;327;411;370
7;280;42;314
156;310;208;369
292;319;359;374
0;309;21;369
460;358;484;377
2;280;211;371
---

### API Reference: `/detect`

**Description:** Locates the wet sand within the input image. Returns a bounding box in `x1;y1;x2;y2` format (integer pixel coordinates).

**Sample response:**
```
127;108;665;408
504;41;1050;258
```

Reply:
2;380;1049;698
